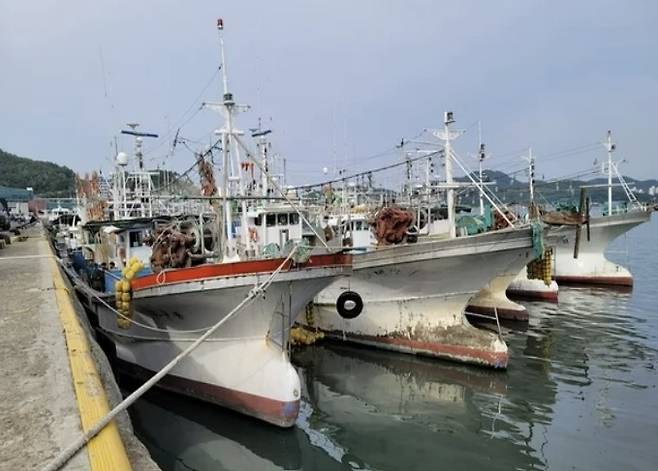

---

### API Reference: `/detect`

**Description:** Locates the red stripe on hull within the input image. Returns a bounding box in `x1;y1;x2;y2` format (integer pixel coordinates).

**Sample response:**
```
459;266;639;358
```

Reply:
116;359;299;427
132;253;351;291
322;330;508;369
506;289;559;303
554;275;633;287
466;304;529;321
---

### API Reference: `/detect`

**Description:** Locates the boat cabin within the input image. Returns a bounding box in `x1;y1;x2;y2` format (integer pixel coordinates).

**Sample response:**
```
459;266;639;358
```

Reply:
244;206;303;255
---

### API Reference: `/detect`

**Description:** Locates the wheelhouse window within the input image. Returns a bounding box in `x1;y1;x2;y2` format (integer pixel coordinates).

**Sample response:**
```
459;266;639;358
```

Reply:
255;214;263;226
266;214;276;227
289;213;299;225
129;231;143;247
277;213;288;226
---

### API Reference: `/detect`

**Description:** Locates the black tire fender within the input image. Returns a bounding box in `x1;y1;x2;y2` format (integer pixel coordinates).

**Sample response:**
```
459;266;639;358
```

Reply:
336;290;363;319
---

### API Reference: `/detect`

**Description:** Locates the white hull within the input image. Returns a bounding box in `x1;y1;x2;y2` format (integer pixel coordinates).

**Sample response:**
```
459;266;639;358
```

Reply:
466;272;529;321
309;227;537;368
506;266;559;302
552;209;652;286
90;255;350;427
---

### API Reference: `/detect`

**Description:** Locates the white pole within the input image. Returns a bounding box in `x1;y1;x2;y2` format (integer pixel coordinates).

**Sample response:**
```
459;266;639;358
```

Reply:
607;130;614;215
217;19;229;99
261;139;269;197
478;159;483;216
528;147;535;204
221;132;232;253
444;113;456;238
478;122;484;216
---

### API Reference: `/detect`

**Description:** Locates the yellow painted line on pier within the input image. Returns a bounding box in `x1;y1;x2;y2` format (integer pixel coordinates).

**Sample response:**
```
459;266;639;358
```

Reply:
48;254;133;471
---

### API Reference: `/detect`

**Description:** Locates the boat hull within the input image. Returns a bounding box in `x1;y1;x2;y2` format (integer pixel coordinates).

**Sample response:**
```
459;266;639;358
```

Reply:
113;338;300;427
309;228;537;368
506;267;559;303
91;255;351;427
552;209;652;287
466;272;529;321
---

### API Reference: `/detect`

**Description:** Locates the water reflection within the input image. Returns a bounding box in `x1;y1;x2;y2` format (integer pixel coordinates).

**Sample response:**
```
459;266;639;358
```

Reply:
126;219;658;471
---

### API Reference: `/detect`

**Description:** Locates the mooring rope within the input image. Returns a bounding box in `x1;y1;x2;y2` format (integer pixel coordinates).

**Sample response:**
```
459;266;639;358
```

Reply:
42;244;302;471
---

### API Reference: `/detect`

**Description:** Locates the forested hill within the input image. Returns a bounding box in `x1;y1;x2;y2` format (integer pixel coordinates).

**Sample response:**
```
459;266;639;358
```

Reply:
0;148;75;197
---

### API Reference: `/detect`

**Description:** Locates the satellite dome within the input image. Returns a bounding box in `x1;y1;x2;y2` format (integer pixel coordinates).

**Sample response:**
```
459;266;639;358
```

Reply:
116;152;129;166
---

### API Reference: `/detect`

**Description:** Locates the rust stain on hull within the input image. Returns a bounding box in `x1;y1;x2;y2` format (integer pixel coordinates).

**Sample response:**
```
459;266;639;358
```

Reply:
554;275;633;287
322;327;509;369
506;288;559;303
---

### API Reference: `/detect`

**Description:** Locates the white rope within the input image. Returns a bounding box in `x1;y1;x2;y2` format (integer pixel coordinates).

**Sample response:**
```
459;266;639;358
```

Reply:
42;245;300;471
494;306;502;338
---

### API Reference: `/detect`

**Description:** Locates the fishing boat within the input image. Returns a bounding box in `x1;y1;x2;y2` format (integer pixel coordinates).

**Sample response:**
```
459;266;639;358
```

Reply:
547;132;653;287
66;20;352;428
310;223;537;367
305;113;543;368
550;209;652;286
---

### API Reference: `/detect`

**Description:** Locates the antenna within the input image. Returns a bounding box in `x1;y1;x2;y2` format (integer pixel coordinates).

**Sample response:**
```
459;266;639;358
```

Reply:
217;18;230;99
120;124;159;170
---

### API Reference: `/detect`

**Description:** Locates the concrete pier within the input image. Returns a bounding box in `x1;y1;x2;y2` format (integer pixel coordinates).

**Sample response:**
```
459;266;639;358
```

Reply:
0;227;159;470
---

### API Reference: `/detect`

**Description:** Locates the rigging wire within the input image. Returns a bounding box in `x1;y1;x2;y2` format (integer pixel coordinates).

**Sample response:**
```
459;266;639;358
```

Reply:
151;136;222;194
142;65;222;158
290;149;444;190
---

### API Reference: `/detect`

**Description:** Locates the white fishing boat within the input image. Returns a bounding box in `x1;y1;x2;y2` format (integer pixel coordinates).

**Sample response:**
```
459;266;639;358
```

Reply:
68;20;352;427
102;249;350;427
548;132;653;287
551;209;652;286
311;225;537;367
306;113;542;368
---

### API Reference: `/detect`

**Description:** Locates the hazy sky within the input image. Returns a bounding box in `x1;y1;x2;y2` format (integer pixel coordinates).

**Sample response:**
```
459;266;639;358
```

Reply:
1;0;657;185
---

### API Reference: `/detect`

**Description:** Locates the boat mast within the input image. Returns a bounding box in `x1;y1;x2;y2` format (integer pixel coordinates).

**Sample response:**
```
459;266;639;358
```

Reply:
252;123;273;198
217;19;233;256
121;124;159;218
477;121;485;216
606;130;615;215
522;147;538;219
526;147;535;204
478;143;486;216
213;18;252;256
434;111;459;238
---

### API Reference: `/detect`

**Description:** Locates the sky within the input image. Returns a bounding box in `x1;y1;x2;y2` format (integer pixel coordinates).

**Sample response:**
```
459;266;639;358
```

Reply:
1;0;657;185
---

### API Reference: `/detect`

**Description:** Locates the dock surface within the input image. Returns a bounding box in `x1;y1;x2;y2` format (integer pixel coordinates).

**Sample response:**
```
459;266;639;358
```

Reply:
0;227;159;470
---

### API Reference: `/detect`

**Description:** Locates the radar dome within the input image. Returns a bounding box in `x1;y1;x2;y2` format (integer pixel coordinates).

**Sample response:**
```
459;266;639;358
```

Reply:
116;152;129;166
